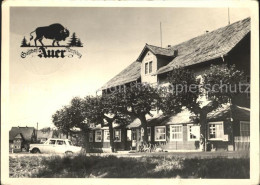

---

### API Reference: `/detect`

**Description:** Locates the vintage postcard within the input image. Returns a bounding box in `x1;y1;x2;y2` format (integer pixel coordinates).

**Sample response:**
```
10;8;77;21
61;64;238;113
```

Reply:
1;0;259;185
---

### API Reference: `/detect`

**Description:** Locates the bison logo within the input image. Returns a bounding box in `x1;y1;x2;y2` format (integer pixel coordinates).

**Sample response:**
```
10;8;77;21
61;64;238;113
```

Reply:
30;23;70;47
20;23;83;59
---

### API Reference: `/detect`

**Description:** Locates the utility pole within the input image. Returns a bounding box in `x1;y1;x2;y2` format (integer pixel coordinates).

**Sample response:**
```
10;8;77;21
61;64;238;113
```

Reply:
160;22;162;47
228;8;230;25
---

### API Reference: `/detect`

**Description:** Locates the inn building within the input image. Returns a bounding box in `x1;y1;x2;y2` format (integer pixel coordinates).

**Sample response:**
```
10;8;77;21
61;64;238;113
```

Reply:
89;17;250;152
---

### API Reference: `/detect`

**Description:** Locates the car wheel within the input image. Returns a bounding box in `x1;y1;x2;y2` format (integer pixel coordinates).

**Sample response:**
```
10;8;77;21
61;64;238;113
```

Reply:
65;151;73;155
32;148;40;153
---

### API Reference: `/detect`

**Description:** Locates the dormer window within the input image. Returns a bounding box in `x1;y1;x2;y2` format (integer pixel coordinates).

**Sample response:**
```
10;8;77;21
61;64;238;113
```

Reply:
145;61;153;74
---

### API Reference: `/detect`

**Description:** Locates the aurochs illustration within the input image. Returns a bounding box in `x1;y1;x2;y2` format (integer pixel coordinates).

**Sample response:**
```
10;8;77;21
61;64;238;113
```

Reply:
30;23;70;47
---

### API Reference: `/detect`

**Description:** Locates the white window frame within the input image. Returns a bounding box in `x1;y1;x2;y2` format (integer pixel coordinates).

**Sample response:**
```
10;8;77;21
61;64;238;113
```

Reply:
103;130;110;142
187;124;200;141
240;121;250;136
154;126;166;141
114;129;121;142
95;130;102;142
89;132;93;142
208;121;224;140
170;125;183;141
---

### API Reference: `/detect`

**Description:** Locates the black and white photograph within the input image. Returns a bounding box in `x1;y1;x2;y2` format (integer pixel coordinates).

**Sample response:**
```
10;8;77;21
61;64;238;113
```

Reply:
1;1;259;184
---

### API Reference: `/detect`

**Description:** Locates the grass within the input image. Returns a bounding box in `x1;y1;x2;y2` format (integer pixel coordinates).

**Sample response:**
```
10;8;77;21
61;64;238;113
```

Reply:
9;154;249;178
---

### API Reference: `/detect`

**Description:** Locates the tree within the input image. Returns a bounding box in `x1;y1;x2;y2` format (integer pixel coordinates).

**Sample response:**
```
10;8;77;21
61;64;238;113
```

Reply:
52;97;91;149
164;64;244;150
52;106;72;138
67;32;78;47
21;37;29;47
83;95;130;152
114;83;161;144
40;127;51;133
76;39;83;47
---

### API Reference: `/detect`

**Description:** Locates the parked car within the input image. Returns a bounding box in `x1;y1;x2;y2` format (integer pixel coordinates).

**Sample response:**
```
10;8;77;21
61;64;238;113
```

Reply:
29;138;82;154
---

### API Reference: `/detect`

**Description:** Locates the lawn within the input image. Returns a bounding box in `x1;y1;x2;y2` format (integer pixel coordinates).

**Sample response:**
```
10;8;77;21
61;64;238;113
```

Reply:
9;154;249;178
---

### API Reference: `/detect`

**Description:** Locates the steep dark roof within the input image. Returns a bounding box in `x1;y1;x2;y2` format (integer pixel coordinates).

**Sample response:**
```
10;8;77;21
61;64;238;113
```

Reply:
102;17;250;89
101;61;141;90
9;127;35;141
157;17;250;74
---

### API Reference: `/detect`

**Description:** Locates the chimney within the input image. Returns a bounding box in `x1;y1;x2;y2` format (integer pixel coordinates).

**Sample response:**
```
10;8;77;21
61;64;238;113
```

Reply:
174;50;178;57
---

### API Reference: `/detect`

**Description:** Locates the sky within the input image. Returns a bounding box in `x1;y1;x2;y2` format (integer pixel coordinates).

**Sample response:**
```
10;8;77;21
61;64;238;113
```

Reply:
9;7;250;130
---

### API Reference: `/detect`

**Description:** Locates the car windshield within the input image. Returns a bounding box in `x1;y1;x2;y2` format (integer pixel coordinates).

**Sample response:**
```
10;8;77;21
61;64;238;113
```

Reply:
68;141;73;145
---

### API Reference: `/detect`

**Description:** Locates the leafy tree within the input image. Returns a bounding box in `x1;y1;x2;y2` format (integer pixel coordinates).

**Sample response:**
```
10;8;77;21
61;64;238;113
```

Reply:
67;32;78;47
114;83;161;144
164;64;244;150
83;95;130;152
52;97;91;149
21;37;29;47
52;106;72;139
40;127;51;133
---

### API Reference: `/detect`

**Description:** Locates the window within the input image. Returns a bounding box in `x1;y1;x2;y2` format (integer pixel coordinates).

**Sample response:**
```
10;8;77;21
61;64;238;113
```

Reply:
114;129;121;142
141;127;151;141
208;122;224;140
240;121;250;136
95;130;102;142
149;61;152;73
145;63;148;74
104;130;110;142
170;125;183;141
187;125;200;141
49;140;56;145
127;130;132;141
89;132;93;142
144;61;153;74
57;140;65;145
155;126;166;141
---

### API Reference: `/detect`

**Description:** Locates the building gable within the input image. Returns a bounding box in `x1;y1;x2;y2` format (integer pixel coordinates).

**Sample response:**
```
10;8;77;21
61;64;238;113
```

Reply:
101;17;250;90
141;51;157;84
